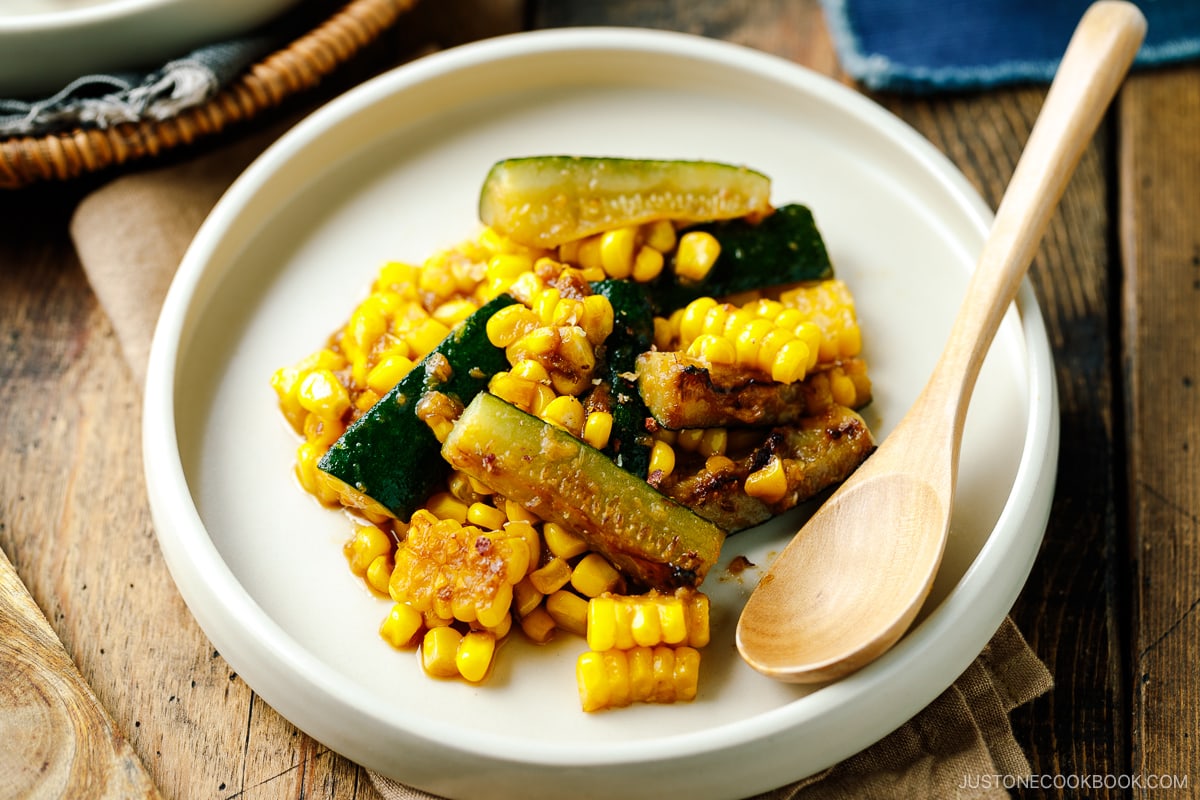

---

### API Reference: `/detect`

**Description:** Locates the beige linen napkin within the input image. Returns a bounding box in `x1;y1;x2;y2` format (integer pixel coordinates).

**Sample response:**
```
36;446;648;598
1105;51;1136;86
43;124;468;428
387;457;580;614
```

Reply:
71;134;1053;800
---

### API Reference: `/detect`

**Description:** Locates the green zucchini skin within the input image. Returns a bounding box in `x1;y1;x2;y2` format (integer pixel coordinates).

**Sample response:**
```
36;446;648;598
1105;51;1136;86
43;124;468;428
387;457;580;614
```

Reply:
479;156;771;248
318;293;517;519
589;279;655;478
442;392;726;590
651;203;835;313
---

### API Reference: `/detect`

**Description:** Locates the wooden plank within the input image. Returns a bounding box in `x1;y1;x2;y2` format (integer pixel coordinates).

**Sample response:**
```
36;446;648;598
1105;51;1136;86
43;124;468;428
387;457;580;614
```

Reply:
0;546;161;799
532;0;848;79
1119;62;1200;787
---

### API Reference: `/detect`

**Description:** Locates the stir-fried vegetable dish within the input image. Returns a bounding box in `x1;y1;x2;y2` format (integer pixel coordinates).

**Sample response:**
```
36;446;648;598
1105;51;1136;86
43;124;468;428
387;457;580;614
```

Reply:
271;156;876;711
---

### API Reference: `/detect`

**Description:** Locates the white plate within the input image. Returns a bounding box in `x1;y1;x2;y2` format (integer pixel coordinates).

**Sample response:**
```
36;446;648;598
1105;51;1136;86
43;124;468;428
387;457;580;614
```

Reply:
0;0;299;97
144;29;1058;800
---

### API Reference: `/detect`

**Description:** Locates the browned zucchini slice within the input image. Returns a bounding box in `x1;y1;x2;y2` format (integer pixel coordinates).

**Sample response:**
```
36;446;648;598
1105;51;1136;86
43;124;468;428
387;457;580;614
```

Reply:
441;392;725;590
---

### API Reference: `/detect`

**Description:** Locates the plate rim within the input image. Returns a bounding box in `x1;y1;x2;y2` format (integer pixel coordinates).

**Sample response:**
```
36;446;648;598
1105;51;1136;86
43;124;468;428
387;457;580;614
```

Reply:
143;26;1059;796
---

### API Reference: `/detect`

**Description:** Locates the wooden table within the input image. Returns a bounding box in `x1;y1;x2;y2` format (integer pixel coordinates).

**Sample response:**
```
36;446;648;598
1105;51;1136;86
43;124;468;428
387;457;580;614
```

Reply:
2;1;1197;797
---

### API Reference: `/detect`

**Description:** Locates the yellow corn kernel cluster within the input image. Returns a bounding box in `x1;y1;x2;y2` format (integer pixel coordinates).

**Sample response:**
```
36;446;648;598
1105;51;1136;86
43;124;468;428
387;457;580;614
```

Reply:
576;646;702;712
388;509;529;628
486;261;611;397
654;279;863;384
557;219;677;283
777;279;863;362
587;589;710;651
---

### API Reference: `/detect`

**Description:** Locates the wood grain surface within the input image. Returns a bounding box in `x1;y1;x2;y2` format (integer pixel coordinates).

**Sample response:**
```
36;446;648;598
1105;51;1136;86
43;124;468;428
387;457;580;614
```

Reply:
1;1;1197;798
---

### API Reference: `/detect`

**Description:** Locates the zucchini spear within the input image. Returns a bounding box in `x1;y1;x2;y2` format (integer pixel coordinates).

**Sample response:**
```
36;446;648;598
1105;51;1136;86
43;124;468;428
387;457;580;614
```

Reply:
442;392;726;590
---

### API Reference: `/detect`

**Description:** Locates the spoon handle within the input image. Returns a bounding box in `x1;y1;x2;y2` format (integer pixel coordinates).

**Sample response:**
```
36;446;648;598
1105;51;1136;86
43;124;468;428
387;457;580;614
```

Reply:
932;1;1145;427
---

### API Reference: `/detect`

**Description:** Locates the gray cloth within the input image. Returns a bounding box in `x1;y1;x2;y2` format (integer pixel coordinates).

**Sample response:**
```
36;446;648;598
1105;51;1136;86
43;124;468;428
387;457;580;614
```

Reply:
0;36;276;137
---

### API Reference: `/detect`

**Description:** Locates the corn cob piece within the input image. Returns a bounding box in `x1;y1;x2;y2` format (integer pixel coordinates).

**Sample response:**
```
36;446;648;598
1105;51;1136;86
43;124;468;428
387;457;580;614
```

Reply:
587;589;710;651
388;509;530;627
576;646;702;712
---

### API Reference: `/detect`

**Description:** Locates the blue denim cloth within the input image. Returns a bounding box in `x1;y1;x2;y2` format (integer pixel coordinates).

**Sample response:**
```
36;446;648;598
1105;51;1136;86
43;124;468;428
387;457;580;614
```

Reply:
821;0;1200;92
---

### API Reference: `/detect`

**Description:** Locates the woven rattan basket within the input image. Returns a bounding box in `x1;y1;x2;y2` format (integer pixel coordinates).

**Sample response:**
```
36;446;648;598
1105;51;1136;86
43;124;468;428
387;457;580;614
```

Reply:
0;0;416;189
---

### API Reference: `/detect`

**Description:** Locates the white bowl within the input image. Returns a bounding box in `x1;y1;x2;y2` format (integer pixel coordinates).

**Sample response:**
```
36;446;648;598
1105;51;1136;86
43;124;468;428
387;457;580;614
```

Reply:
0;0;300;97
143;28;1058;800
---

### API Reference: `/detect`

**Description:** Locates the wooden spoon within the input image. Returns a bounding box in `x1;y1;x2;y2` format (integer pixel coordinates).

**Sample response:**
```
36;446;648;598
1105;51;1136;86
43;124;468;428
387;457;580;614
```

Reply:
736;0;1146;683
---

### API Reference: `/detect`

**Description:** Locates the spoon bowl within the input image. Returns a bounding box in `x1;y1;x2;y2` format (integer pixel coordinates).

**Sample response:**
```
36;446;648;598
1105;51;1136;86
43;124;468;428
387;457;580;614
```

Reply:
737;0;1146;683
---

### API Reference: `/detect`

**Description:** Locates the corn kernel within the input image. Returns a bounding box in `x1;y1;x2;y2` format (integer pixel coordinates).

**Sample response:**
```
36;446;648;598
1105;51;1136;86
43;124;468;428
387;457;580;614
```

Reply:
755;328;795;374
510;359;551;384
487;304;540;348
513;576;545;618
366;553;394;595
504;520;541;573
642;219;677;253
504;499;540;524
653;317;675;352
380;603;423;648
432;298;479;327
546;590;590;637
297;369;350;421
600;227;637;279
302;412;344;449
686;333;736;366
486;253;534;284
571;553;622;598
529;557;572;594
705;454;736;474
543;522;588;560
678;297;717;345
366;353;415;395
455;631;497;682
630;600;663;647
476;581;514;628
577;650;611;712
582;411;613;450
587;595;619;652
698;428;727;457
604;647;633;709
421;627;463;678
477;609;513;639
675;231;721;282
744;455;789;504
424;491;469;523
467;501;506;531
488;371;537;411
345;524;391;577
540;395;586;437
576;235;603;271
530;383;557;416
648;440;676;478
507;271;545;305
734;318;774;365
651;647;678;703
831;370;859;407
581;294;615;346
685;591;711;648
409;318;452;357
519;606;557;644
631;245;665;282
771;339;810;384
